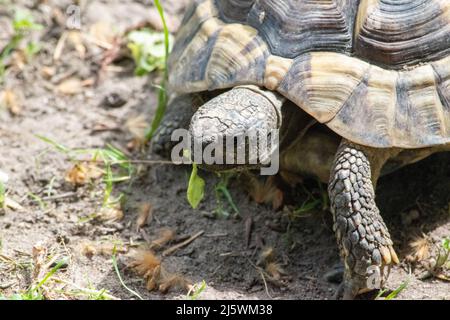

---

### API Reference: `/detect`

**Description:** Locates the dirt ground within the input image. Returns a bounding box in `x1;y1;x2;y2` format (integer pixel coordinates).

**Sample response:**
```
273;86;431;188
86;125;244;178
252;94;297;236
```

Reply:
0;0;449;300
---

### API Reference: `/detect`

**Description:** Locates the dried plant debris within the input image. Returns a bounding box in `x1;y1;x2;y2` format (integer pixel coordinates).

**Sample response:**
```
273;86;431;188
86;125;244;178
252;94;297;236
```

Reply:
406;234;431;263
125;114;149;149
0;89;22;115
136;202;153;231
265;262;287;281
56;77;94;95
95;205;124;222
32;243;48;281
149;228;175;250
65;162;104;186
255;246;290;287
419;238;450;282
244;175;284;210
257;247;275;267
129;250;191;293
80;241;128;258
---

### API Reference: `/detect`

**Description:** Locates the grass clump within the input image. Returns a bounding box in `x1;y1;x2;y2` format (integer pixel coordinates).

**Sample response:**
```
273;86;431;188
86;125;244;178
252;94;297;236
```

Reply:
0;9;43;81
36;135;134;216
0;260;65;300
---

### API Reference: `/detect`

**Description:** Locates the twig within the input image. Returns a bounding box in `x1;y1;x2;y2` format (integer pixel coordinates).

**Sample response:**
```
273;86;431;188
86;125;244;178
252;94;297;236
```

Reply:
41;192;78;201
204;233;228;238
53;32;68;61
163;230;204;256
66;158;175;166
258;269;273;300
246;258;274;299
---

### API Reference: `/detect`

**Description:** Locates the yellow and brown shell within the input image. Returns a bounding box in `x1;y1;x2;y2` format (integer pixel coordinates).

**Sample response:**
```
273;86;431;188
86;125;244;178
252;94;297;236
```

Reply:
168;0;450;149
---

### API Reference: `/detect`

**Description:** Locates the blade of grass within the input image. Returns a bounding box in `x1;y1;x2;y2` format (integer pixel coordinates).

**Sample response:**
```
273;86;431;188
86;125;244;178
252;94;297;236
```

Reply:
27;192;47;210
384;280;409;300
216;185;239;215
188;280;207;300
111;247;144;300
145;0;170;142
103;163;113;207
34;259;66;292
35;135;70;154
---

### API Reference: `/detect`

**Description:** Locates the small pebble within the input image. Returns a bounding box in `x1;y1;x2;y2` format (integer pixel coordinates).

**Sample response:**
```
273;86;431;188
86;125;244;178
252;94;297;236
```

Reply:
102;92;127;108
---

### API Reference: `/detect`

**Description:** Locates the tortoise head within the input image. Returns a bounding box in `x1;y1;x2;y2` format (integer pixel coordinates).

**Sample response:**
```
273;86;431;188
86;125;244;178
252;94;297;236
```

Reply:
188;85;284;174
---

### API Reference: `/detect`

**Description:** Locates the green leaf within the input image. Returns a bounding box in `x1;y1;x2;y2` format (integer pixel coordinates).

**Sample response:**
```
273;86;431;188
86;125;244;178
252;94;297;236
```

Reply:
443;238;450;251
187;164;205;209
13;10;43;32
127;29;170;76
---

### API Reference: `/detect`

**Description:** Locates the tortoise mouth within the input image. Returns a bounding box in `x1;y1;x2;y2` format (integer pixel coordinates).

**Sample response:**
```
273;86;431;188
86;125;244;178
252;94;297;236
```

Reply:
188;130;279;172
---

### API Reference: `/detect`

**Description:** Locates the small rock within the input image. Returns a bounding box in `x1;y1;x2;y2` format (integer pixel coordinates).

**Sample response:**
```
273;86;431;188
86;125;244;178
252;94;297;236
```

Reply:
102;92;127;108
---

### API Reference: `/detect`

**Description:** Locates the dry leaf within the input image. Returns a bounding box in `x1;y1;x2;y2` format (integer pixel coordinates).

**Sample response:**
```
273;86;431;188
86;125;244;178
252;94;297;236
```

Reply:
257;247;275;266
125;114;148;147
266;262;286;281
129;250;191;293
96;206;124;222
53;32;68;61
81;241;128;257
407;235;431;262
1;89;22;115
65;163;104;186
41;66;56;79
65;163;88;186
67;31;86;59
130;250;161;276
245;175;284;210
98;243;127;256
80;242;96;258
57;77;84;95
136;202;153;230
150;228;176;250
32;243;48;281
11;51;26;70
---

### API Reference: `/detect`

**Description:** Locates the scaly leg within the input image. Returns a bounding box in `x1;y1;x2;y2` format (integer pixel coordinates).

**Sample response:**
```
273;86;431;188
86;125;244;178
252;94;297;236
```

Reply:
328;139;400;299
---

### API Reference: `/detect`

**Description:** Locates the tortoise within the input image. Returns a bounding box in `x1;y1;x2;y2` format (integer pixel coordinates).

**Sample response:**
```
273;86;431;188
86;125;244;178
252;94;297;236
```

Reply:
153;0;450;299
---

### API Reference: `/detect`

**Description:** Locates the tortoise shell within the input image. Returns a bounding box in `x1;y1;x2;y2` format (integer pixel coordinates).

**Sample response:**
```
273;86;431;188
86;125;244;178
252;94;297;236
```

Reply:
168;0;450;149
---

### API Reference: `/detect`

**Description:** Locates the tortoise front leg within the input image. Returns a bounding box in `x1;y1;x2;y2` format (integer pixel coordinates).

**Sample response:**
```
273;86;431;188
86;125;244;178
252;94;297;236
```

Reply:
328;139;400;299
